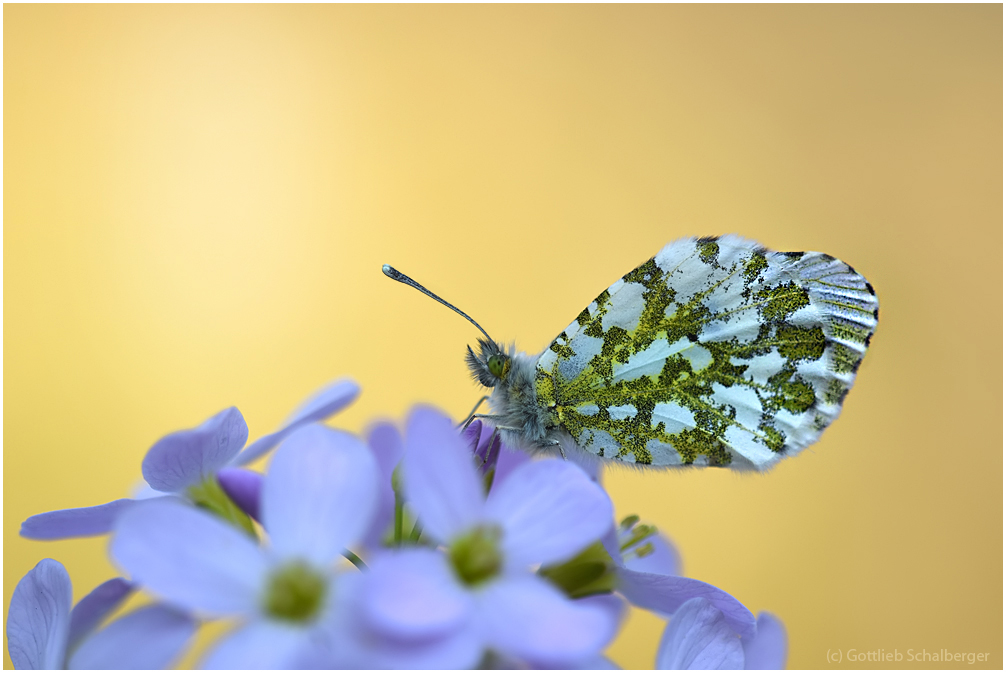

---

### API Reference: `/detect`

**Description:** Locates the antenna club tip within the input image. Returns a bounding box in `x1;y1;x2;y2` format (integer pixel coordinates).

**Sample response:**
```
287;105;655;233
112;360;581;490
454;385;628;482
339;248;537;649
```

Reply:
382;264;394;276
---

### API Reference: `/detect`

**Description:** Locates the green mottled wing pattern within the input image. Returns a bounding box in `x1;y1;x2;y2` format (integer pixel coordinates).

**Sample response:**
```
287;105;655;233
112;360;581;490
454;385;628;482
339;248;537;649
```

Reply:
534;235;878;470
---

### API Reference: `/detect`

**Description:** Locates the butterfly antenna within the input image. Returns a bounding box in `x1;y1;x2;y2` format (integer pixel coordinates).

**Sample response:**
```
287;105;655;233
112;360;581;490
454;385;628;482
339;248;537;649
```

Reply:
382;264;497;345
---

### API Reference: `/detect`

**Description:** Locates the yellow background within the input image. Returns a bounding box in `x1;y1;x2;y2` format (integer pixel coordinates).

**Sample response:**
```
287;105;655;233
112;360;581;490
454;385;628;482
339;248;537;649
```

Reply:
4;5;1002;669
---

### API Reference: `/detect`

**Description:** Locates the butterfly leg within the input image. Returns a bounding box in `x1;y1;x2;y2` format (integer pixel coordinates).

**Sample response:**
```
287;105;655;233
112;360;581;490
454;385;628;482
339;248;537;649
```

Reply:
458;396;491;430
462;411;502;432
534;438;565;460
478;426;503;470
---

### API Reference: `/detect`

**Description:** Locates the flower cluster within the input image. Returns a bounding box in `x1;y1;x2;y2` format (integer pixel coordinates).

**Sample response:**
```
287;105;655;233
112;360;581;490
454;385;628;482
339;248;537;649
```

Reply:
9;378;788;669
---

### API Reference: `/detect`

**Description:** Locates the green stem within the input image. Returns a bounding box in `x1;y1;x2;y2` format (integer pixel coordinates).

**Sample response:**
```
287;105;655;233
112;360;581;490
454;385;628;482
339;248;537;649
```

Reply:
342;549;368;570
409;520;424;543
394;490;404;545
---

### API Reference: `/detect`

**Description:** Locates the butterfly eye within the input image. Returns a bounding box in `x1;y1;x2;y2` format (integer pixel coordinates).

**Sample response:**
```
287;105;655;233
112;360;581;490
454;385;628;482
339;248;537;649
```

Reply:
487;354;509;379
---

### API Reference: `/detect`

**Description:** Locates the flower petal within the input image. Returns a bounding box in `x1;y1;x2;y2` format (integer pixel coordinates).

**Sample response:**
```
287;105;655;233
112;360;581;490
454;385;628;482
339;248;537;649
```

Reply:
66;604;195;670
480;574;618;667
742;612;788;670
142;407;249;493
366;420;404;478
110;498;267;616
623;532;683;577
67;578;134;650
576;593;629;634
217;468;264;522
329;573;483;671
359;549;473;641
361;421;403;549
570;655;621;669
488;445;531;492
263;425;378;564
462;419;486;455
6;559;72;670
485;459;613;568
200;621;313;670
463;420;502;477
656;597;745;670
401;406;484;543
20;499;138;540
616;569;756;638
234;378;361;466
344;624;483;670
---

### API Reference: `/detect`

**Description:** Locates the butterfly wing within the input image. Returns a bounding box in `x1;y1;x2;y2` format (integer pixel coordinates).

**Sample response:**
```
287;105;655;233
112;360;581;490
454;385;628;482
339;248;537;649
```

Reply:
534;235;878;470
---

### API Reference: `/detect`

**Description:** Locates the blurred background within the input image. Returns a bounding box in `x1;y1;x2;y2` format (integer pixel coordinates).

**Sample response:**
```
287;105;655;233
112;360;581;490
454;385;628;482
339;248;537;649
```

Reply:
4;5;1002;669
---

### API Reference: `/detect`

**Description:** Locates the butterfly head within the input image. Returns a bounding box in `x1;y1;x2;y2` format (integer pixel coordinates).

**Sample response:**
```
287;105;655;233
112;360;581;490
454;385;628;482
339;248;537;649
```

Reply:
466;337;510;388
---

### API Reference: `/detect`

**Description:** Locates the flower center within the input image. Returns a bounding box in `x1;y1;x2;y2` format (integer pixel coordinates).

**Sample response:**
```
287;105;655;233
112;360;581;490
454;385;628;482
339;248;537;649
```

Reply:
449;524;503;586
619;514;658;561
262;560;328;623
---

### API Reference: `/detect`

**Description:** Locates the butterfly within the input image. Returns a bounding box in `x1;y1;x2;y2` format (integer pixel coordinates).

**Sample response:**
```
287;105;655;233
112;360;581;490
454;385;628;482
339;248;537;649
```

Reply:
384;234;878;471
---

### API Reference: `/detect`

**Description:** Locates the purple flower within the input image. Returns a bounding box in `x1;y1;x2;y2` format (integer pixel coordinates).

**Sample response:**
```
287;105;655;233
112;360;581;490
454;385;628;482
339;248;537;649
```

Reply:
655;599;788;670
354;417;532;553
462;419;534;490
345;406;619;668
5;559;194;669
109;424;378;669
20;378;359;541
601;521;756;640
606;519;788;669
359;420;405;549
741;613;788;670
617;517;683;577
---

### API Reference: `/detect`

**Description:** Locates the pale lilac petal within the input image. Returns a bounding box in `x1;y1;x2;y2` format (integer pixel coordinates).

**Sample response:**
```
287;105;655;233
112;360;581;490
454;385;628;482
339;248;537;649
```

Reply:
20;499;139;540
480;574;618;667
235;378;360;466
201;622;312;670
281;378;361;427
67;578;134;649
131;483;162;500
485;459;613;568
318;572;480;670
367;420;404;477
463;420;501;475
461;419;486;455
576;593;629;635
617;570;756;638
110;499;267;616
570;655;621;669
362;421;403;548
402;406;484;543
601;524;621;560
623;532;682;577
743;613;788;670
67;605;195;670
489;445;532;491
263;426;378;564
656;598;745;670
6;559;72;670
352;627;483;670
337;612;483;669
359;549;473;641
142;407;249;492
217;468;263;521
